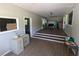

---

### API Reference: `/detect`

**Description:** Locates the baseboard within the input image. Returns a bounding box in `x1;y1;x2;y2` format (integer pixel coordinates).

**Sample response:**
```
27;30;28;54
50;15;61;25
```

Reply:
1;50;11;56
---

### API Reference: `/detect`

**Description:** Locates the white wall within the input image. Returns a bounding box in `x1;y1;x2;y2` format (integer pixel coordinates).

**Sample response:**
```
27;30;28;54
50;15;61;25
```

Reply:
0;4;42;55
63;4;79;46
48;16;63;22
63;15;72;36
72;4;79;45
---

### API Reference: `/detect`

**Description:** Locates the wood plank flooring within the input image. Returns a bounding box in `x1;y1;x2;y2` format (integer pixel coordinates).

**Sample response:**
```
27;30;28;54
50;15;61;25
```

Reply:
5;38;74;56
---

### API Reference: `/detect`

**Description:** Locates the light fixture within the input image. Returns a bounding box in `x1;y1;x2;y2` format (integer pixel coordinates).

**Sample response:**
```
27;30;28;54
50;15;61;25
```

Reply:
50;12;53;16
49;12;54;17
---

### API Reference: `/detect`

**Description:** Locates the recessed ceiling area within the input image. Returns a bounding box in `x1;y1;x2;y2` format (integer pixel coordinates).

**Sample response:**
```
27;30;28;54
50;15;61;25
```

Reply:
14;3;76;17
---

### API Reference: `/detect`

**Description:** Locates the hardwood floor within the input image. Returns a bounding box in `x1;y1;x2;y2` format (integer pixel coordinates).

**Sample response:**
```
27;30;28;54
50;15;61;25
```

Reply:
5;29;74;56
5;38;74;56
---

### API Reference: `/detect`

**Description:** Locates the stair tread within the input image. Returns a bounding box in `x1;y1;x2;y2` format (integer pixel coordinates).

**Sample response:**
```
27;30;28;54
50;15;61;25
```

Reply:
33;36;65;42
34;34;65;39
36;33;67;37
33;32;67;43
32;37;64;43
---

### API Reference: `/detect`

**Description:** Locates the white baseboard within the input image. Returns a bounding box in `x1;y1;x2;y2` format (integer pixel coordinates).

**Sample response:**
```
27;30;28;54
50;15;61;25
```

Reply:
1;50;11;56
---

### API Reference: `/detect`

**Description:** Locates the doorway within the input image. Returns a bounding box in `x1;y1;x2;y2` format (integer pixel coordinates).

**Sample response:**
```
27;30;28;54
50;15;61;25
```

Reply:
25;18;30;36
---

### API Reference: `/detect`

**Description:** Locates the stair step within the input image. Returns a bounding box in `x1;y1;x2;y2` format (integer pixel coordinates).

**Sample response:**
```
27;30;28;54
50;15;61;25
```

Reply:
33;32;67;43
33;35;65;41
36;33;67;38
34;34;65;39
34;35;65;40
32;36;64;43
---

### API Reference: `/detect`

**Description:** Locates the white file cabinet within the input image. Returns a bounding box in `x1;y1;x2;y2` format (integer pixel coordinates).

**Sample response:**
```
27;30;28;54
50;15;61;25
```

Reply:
11;37;24;55
22;34;29;47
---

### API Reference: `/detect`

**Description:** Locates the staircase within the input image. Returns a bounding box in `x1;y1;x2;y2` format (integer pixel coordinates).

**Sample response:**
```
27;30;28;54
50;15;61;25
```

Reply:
32;33;67;43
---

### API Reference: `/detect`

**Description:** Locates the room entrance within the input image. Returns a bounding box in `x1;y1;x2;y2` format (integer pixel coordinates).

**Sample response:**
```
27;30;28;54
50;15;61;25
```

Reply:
25;18;30;36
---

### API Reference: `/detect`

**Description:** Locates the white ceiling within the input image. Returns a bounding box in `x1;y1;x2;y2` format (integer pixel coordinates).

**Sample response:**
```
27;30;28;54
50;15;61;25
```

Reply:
14;3;76;17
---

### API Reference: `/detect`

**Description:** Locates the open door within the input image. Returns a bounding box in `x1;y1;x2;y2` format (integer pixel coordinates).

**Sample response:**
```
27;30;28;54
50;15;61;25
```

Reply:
25;18;30;36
